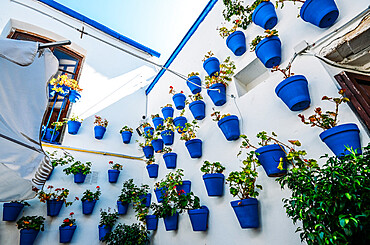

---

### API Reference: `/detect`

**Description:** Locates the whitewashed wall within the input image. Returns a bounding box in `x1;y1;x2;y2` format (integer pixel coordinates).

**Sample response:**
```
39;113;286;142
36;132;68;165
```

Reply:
1;0;369;245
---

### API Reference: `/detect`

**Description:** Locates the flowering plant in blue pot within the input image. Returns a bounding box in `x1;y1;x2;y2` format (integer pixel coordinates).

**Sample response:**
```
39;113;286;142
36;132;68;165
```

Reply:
2;201;30;221
251;29;281;68
63;114;83;135
211;110;240;141
108;161;123;183
201;161;226;196
151;114;164;130
272;63;311;111
162;147;177;169
99;208;118;241
187;72;202;94
205;56;236;106
94;115;108;140
161;104;174;119
151;130;164;153
37;185;74;217
202;51;220;77
276;0;339;28
179;120;203;158
138;140;154;159
119;125;133;144
218;20;246;56
160;117;175;145
63;160;92;183
187;93;206;120
17;215;45;245
169;86;186;110
298;89;362;157
146;157;159;178
81;186;101;215
59;212;77;243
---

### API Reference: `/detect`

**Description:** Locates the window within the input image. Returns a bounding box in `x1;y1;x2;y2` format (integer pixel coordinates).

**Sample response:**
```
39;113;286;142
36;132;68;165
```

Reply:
335;71;370;132
8;30;84;144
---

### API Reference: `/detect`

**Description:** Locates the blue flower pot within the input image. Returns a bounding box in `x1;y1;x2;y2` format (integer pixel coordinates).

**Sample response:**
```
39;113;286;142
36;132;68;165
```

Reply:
154;187;167;203
98;225;111;241
163;152;177;169
163;212;179;231
161;130;174;145
173;116;187;133
217;115;240;141
108;169;120;183
203;57;220;77
319;123;362;157
146;164;159;178
252;1;278;29
144;126;154;137
189;100;206;120
139;193;152;207
187;76;202;94
20;229;39;245
152;117;164;129
82;200;96;215
59;225;76;243
74;172;87;183
151;139;164;152
226;31;246;56
172;93;186;110
94;125;106;140
231;198;259;228
207;83;226;106
255;35;281;68
185;139;202;158
176;180;191;195
188;206;209;231
67;121;81;135
300;0;339;28
146;215;158;230
256;144;287;177
275;75;311;111
68;90;81;103
143;145;154;159
44;128;59;142
161;106;174;119
203;173;224;196
47;199;64;217
117;201;129;215
121;131;132;144
2;202;24;221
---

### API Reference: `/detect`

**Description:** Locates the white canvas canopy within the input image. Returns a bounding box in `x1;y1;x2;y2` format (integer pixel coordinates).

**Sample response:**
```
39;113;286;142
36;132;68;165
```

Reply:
0;39;58;202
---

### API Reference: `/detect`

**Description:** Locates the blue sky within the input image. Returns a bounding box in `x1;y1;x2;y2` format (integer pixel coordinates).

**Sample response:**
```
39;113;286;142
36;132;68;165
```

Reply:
55;0;209;63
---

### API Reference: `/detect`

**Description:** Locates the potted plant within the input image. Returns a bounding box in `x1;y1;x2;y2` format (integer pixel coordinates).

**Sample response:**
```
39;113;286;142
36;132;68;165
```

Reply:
161;117;175;145
272;63;311;111
251;29;281;68
179;120;203;158
146;157;159;178
151;129;164;153
2;201;30;221
276;0;339;28
161;104;174;119
43;121;64;142
94;115;108;139
211;110;240;141
153;169;184;203
119;125;133;144
169;86;186;110
49;73;82;101
187;72;202;94
104;223;150;245
205;56;236;106
16;216;45;245
137;184;151;208
47;151;75;180
63;114;83;135
277;146;369;244
37;185;73;217
63;160;92;183
142;122;154;138
59;212;77;243
227;149;262;228
138;140;154;159
98;208;118;241
218;20;246;56
202;51;220;77
162;147;177;169
201;161;226;196
187;93;206;120
151;113;164;130
108;161;123;183
173;109;188;133
117;179;137;215
81;186;101;214
298;89;362;157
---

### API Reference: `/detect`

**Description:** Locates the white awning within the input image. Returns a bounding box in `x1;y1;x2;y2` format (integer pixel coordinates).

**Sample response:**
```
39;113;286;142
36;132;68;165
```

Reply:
0;39;58;201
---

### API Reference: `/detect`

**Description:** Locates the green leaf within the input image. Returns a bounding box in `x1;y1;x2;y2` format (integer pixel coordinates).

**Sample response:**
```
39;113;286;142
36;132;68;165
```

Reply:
345;193;351;200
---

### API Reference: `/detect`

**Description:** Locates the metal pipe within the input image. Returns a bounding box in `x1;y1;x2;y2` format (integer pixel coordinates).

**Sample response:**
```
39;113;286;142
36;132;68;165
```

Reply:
38;40;71;50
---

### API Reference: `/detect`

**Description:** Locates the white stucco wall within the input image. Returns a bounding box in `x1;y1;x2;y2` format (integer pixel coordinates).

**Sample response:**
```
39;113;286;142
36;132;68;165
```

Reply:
1;0;369;245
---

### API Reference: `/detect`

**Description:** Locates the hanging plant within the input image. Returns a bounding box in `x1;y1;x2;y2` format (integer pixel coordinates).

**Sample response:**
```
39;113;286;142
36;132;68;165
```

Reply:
211;110;240;141
187;93;206;120
94;115;108;139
